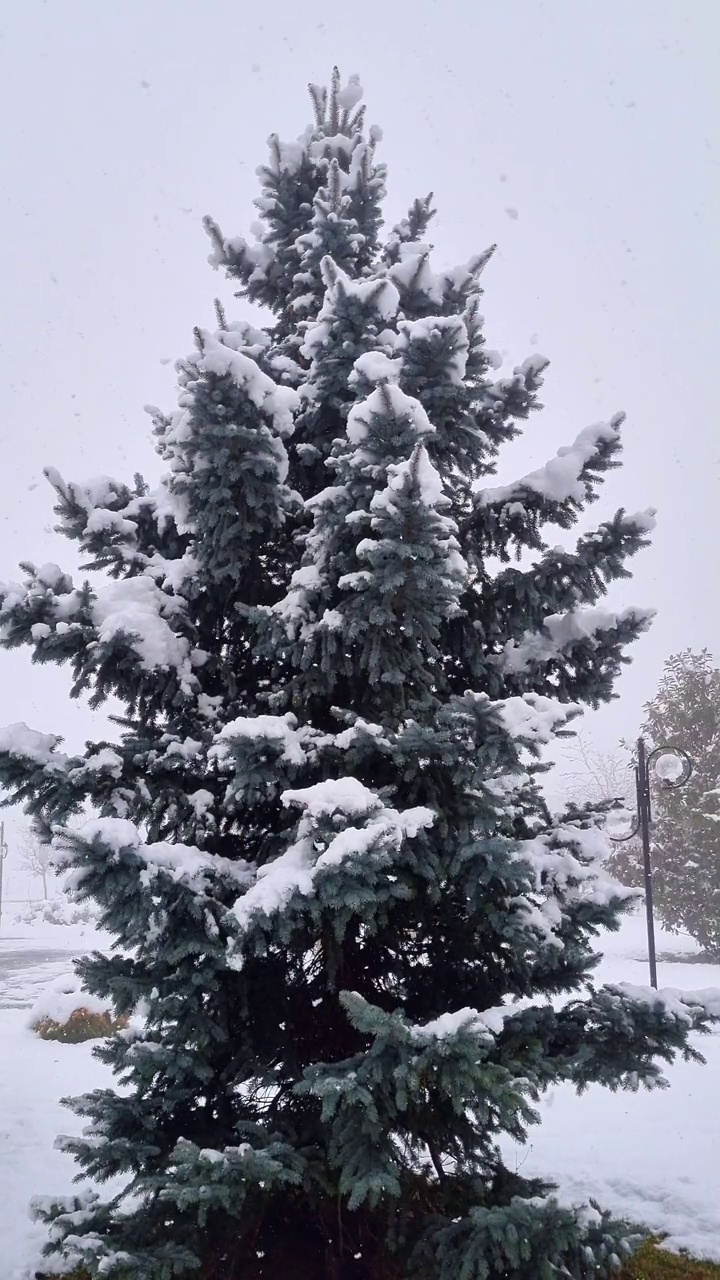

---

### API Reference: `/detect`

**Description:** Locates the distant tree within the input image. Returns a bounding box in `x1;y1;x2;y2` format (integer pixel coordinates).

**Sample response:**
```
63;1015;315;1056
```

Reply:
637;650;720;955
558;732;634;810
18;820;51;899
557;734;642;883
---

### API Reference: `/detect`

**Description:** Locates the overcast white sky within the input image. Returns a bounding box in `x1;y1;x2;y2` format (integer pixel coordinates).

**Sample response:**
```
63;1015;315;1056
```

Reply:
0;1;718;886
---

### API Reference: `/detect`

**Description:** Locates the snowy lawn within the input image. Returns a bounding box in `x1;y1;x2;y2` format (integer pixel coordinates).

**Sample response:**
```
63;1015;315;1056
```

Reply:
503;911;720;1261
1;910;719;1277
0;922;114;1280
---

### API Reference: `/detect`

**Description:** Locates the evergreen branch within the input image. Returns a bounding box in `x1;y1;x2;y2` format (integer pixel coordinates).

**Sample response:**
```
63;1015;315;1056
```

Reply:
443;600;652;706
43;464;186;578
461;414;626;558
497;984;719;1093
0;565;202;717
475;509;656;633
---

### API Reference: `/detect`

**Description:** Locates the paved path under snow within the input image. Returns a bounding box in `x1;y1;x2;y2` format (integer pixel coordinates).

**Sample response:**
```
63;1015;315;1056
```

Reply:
0;946;81;1009
0;931;97;1010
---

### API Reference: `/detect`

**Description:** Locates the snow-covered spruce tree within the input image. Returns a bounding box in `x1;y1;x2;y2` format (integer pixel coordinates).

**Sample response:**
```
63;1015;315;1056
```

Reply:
612;650;720;956
1;69;718;1280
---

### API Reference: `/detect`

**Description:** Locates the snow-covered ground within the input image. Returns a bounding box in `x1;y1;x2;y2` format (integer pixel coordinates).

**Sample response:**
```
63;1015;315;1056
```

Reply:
0;922;114;1279
1;911;719;1278
503;912;720;1261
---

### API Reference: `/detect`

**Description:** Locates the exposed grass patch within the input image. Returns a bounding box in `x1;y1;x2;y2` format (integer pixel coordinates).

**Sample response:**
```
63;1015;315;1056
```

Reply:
37;1272;90;1279
32;1007;128;1043
621;1240;720;1279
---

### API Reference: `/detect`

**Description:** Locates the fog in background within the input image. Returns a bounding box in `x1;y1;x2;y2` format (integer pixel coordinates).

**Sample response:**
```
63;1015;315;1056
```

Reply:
0;0;717;890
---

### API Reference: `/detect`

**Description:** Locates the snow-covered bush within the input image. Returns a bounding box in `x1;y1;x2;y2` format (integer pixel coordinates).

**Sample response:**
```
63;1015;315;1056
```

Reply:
13;897;98;928
28;974;125;1043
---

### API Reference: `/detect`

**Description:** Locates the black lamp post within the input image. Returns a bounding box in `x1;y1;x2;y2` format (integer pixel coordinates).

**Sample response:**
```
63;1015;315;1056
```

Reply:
609;737;692;989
